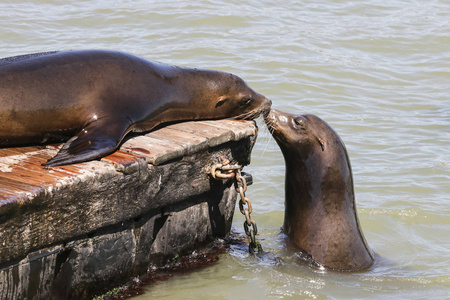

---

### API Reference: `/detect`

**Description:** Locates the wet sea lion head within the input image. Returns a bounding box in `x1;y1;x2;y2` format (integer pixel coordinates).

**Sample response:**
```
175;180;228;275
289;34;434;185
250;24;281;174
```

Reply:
191;70;272;121
265;109;330;160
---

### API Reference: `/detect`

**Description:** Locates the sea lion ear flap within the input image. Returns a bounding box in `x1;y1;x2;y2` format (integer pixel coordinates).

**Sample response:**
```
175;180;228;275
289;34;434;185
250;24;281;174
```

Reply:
318;138;325;151
215;96;228;108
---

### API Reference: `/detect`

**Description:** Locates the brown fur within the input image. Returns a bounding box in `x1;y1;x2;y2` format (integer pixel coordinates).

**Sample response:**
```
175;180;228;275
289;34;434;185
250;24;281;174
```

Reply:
0;50;271;166
266;109;374;271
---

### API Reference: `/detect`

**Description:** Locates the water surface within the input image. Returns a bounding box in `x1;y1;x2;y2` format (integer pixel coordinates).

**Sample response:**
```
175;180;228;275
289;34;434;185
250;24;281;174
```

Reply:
0;1;448;299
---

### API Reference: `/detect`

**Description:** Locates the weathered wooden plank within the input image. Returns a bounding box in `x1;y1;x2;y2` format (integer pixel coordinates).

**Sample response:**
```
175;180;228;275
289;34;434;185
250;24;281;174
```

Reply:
0;177;43;196
0;120;256;252
168;122;235;147
198;119;258;140
100;150;146;174
121;135;185;165
0;119;258;299
148;128;209;156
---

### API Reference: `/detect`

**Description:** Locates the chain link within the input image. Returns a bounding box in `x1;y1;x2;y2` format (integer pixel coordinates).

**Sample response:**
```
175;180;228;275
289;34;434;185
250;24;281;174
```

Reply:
208;156;263;255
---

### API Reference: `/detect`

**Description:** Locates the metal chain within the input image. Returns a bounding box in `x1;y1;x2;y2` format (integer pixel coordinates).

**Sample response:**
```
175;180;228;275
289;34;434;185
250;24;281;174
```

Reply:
209;156;263;255
235;169;263;255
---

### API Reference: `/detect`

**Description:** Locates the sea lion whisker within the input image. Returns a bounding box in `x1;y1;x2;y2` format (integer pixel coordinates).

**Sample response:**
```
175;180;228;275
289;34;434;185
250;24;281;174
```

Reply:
235;110;256;120
264;120;275;134
233;111;249;120
263;115;277;134
259;122;274;157
238;105;271;120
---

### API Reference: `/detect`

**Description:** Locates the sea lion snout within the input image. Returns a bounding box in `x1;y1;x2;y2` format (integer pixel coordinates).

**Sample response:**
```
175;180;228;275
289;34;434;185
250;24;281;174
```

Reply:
235;93;272;120
264;109;279;130
265;109;300;128
264;109;308;148
260;97;272;117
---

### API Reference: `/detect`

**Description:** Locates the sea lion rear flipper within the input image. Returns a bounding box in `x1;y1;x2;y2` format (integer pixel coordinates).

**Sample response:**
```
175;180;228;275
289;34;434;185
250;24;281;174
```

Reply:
42;119;130;167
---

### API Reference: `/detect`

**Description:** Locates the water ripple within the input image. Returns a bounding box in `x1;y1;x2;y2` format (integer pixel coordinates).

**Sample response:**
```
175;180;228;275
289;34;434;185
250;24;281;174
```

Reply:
1;0;449;299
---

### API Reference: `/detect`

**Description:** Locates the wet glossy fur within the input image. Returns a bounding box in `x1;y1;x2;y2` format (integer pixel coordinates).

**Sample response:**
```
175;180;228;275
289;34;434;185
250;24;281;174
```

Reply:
265;109;374;271
0;50;271;166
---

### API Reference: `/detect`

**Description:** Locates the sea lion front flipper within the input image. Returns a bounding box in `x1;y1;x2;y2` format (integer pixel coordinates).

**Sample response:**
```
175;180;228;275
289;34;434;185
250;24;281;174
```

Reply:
42;118;131;167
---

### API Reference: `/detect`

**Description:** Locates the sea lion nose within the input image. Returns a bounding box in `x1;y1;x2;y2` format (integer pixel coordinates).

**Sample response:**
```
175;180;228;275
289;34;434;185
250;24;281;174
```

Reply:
261;97;272;109
264;98;272;111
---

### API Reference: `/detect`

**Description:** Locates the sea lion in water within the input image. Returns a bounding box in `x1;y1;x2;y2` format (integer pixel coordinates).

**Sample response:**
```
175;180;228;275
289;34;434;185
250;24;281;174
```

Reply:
0;50;271;166
265;109;374;271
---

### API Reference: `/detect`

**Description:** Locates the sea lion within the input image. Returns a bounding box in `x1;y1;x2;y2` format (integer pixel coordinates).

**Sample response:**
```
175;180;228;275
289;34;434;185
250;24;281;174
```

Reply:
0;50;271;166
265;109;374;271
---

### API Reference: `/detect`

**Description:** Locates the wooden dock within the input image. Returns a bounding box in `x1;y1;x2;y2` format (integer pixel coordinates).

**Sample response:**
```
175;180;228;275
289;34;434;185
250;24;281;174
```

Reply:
0;119;258;300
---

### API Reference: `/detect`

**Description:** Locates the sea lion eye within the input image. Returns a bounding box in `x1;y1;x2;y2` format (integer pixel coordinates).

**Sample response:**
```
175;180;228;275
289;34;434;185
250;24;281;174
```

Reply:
240;97;252;106
294;118;304;127
215;96;228;108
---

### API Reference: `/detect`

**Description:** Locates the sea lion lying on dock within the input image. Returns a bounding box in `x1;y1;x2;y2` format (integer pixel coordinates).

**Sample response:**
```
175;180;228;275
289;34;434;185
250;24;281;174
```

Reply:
0;50;271;166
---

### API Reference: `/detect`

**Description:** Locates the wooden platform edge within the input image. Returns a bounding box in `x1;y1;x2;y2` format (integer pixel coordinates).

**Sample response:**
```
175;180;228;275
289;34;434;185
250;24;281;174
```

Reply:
0;119;258;300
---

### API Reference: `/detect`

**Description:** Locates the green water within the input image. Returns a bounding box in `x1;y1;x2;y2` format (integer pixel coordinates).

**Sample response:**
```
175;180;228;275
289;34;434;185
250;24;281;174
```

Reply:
1;1;449;299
